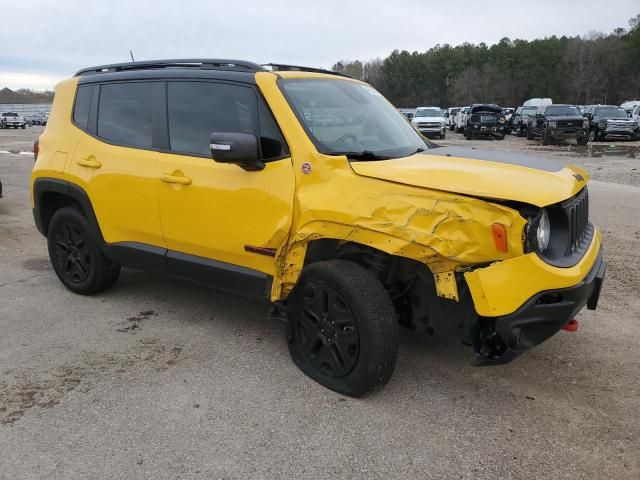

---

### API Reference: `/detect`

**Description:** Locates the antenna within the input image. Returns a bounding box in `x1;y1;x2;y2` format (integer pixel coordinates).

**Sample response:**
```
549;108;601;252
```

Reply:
129;50;135;62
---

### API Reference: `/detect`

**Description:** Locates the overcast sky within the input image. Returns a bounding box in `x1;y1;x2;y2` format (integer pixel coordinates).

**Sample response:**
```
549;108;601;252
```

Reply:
1;0;638;90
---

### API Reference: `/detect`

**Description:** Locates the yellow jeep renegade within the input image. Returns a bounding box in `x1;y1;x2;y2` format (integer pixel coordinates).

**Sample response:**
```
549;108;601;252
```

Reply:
31;59;606;396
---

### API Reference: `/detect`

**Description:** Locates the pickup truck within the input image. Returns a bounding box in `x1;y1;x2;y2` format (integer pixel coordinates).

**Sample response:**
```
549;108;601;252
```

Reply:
0;112;26;129
454;106;469;133
583;105;640;141
463;104;507;140
526;104;589;145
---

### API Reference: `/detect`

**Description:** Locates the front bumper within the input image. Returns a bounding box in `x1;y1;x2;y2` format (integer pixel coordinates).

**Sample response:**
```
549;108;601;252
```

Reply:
465;231;605;365
468;125;506;136
473;248;605;365
417;127;445;137
548;128;588;138
602;128;638;140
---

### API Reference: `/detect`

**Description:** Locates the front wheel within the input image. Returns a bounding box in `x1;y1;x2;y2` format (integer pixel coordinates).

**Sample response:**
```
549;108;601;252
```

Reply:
542;128;552;145
577;134;589;145
287;260;398;397
588;130;597;142
526;128;534;140
440;130;446;139
47;207;121;295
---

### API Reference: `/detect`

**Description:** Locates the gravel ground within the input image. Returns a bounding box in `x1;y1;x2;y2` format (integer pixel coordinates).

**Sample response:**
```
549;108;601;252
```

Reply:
1;126;639;479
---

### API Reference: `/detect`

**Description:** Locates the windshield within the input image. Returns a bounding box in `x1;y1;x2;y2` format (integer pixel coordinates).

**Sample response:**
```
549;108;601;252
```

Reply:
450;108;460;115
595;107;628;118
415;108;441;118
2;113;18;117
546;106;581;116
280;79;430;159
522;107;538;116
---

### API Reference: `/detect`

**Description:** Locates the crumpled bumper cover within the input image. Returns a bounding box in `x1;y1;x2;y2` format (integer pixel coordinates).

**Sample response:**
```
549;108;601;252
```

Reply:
473;247;606;366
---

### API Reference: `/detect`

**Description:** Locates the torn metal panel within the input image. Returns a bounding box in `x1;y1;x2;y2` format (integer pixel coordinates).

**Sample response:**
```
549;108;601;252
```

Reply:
271;187;527;300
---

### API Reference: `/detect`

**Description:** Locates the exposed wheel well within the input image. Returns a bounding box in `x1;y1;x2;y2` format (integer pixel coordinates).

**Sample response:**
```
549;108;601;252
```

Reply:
302;239;479;343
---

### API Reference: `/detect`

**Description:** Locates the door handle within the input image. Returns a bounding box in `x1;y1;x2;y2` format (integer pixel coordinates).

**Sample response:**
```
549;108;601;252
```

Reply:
76;157;102;169
160;173;192;185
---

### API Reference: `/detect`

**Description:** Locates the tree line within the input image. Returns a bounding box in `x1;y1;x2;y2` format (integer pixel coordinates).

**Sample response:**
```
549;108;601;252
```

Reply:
332;14;640;108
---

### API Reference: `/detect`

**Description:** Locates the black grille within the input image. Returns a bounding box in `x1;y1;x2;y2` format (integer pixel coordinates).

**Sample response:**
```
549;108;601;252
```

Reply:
557;120;582;128
565;188;589;254
534;187;594;267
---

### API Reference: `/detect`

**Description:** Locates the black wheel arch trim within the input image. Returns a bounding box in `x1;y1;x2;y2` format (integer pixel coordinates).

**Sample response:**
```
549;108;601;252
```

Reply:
32;178;105;244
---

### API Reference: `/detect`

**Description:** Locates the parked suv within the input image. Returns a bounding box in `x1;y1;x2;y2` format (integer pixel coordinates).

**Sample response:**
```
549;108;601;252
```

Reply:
526;104;589;145
583;105;640;141
0;112;26;129
31;59;605;396
411;106;446;139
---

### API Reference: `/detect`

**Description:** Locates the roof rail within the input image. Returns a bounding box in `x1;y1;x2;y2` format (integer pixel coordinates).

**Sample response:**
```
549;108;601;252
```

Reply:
75;59;266;77
263;63;354;79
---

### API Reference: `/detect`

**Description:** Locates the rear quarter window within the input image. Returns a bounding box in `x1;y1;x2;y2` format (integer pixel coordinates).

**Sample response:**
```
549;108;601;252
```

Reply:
73;85;94;130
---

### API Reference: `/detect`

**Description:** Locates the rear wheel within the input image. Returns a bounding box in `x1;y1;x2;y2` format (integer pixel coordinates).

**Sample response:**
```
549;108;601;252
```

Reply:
287;260;398;397
47;207;120;295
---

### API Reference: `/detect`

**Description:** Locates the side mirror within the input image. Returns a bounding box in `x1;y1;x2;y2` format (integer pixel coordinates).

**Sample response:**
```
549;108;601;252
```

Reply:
210;132;264;171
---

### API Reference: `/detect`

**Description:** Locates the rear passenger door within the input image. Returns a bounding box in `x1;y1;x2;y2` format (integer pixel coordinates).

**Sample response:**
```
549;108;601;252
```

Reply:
69;82;166;251
155;80;295;277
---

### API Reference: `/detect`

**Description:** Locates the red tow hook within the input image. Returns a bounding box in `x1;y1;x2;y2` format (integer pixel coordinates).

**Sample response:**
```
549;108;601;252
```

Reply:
562;319;579;332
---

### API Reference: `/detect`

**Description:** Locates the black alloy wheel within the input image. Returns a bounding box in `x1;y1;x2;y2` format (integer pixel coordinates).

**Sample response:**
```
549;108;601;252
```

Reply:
288;260;398;397
47;207;120;295
295;283;360;378
52;221;92;284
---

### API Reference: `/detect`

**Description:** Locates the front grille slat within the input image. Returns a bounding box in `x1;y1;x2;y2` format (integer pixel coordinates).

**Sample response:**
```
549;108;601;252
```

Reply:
564;187;589;255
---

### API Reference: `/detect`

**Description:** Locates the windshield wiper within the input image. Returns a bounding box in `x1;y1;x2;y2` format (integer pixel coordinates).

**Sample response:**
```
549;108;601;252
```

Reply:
334;150;393;161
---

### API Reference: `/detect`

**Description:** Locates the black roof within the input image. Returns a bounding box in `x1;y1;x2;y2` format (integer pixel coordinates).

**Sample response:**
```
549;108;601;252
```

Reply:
75;59;352;85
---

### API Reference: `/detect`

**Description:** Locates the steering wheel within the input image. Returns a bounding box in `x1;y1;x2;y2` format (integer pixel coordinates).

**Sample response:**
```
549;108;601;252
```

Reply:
336;133;358;144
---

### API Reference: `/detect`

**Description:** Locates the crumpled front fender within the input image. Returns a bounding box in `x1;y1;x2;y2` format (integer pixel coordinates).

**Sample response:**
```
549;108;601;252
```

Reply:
271;188;527;301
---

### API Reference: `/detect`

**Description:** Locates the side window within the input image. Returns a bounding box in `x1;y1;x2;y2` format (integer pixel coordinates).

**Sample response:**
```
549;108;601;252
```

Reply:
98;82;154;148
258;98;288;160
73;85;93;130
167;81;257;157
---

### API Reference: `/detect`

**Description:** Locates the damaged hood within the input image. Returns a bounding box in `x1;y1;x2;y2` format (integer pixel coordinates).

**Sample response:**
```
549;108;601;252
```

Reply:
349;146;587;207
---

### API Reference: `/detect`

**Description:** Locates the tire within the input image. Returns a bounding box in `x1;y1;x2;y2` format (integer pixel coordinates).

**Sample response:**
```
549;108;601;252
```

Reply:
577;134;589;146
496;133;505;140
440;130;446;139
287;260;398;397
588;130;597;142
542;128;552;145
21;125;25;129
526;128;534;140
47;206;120;295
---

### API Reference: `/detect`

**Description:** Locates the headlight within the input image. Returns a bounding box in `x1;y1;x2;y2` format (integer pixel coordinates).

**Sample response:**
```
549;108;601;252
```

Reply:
536;209;551;252
583;119;589;128
498;117;506;124
598;120;607;128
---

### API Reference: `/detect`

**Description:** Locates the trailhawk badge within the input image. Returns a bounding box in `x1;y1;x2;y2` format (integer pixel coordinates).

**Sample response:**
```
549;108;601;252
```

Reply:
301;162;312;174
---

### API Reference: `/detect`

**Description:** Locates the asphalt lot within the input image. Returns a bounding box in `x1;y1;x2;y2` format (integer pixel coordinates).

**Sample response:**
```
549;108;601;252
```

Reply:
1;126;639;479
